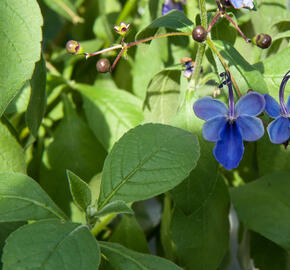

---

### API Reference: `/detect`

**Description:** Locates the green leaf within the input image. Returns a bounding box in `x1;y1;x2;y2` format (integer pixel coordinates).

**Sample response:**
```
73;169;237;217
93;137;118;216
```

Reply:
39;95;106;214
170;173;230;270
132;39;165;100
231;172;290;249
94;201;133;217
136;10;194;40
98;123;200;209
0;122;26;173
2;219;100;270
0;172;67;222
42;0;83;24
143;69;181;124
110;215;149;253
0;0;43;116
26;53;47;137
250;231;290;270
100;241;183;270
67;170;92;212
253;46;290;100
73;83;144;151
212;40;268;95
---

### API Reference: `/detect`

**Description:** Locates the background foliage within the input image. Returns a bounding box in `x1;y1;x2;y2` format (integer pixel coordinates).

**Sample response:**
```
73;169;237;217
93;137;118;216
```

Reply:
0;0;289;269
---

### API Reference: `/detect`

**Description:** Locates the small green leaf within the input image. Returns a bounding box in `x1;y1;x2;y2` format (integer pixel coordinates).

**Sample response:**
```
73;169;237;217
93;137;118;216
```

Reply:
110;215;149;253
212;40;268;95
100;241;183;270
26;53;47;137
0;123;26;173
73;83;144;151
0;0;43;116
144;69;181;124
136;10;194;40
231;172;290;249
0;172;67;222
94;201;133;217
2;219;100;270
67;170;92;212
98;123;200;209
42;0;83;24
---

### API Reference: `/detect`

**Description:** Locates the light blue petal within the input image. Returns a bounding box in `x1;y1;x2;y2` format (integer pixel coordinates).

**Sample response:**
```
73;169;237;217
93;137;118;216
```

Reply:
267;116;290;144
213;122;244;170
287;94;290;113
236;115;264;141
235;92;265;117
264;94;280;118
230;0;254;9
193;97;228;121
202;116;227;142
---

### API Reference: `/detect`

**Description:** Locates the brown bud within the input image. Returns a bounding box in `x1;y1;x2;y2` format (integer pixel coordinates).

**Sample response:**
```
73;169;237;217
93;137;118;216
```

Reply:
65;40;84;55
192;26;207;42
96;58;111;73
255;34;272;49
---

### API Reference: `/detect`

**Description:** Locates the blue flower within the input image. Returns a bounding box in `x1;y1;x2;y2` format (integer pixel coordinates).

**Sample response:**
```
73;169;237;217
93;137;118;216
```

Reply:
220;0;254;9
193;73;265;170
162;0;185;15
264;71;290;144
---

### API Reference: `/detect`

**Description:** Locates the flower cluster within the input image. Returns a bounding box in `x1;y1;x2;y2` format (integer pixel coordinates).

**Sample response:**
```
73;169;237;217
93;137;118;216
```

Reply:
193;71;290;170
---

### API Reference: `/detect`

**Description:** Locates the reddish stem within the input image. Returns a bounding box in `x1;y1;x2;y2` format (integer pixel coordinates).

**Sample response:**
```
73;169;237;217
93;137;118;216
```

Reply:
207;13;221;33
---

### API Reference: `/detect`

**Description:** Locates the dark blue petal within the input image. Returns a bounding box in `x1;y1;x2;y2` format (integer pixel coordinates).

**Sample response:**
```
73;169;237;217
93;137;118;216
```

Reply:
193;97;228;121
264;94;280;118
162;1;183;15
235;92;265;117
236;115;264;141
202;116;227;142
287;94;290;113
267;116;290;144
213;122;244;170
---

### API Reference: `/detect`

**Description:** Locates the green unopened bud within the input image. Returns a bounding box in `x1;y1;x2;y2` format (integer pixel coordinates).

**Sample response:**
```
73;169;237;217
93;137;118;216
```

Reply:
65;40;84;55
253;34;272;49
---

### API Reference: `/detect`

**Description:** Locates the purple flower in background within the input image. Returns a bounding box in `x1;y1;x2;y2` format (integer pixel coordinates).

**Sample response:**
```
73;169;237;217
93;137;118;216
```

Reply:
220;0;254;9
193;72;265;170
162;0;186;15
264;71;290;144
180;57;194;79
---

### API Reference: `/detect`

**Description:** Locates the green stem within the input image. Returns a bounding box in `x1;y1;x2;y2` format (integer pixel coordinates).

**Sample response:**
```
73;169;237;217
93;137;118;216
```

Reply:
190;0;208;89
91;213;116;236
116;0;137;25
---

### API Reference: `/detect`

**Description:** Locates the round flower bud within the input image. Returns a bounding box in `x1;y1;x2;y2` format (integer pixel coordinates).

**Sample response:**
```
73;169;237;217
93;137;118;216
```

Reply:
254;34;272;49
97;58;111;73
192;26;207;43
65;40;84;55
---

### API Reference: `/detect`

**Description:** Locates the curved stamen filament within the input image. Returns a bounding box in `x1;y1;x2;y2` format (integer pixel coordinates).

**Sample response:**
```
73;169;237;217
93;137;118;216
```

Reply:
279;71;290;116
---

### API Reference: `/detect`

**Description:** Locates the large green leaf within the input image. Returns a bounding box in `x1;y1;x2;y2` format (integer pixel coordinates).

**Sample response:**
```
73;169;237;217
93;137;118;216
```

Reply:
26;53;47;137
136;10;194;40
253;46;290;100
2;219;100;270
98;123;200;209
231;172;290;249
39;95;106;214
212;40;268;95
0;122;26;173
0;172;66;222
170;173;230;270
0;0;43;116
73;83;144;151
100;242;182;270
143;69;181;124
